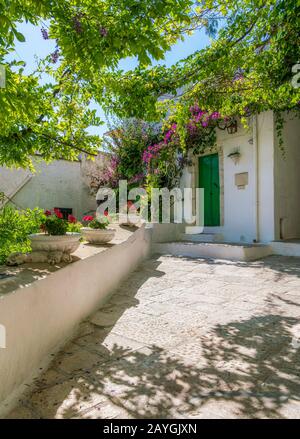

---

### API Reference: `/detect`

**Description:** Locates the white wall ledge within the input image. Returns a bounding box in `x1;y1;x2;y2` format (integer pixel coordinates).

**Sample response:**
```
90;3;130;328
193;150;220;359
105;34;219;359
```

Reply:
0;225;151;416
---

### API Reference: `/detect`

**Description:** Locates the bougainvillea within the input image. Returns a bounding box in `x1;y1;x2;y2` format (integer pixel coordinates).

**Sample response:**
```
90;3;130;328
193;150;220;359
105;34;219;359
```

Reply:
142;105;233;189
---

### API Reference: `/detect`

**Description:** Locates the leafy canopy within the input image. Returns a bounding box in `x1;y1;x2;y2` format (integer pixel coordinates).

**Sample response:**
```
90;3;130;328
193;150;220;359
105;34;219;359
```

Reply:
101;0;300;127
0;0;199;167
0;0;299;168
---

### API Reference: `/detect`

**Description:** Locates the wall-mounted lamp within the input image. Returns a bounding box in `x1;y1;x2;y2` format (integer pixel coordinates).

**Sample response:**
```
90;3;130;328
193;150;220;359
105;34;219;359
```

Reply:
228;149;241;165
227;120;238;134
217;118;238;134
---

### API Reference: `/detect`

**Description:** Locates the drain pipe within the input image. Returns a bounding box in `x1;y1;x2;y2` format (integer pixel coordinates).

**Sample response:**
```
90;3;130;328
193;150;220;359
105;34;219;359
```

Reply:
253;114;260;243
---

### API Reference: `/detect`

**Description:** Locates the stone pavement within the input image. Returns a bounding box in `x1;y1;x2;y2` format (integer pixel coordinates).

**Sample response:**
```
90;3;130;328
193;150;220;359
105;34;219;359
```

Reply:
6;255;300;419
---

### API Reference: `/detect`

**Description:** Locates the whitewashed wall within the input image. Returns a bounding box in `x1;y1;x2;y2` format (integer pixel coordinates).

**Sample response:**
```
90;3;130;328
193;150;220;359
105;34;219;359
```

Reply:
179;111;281;243
216;122;256;243
257;111;276;242
274;112;300;240
0;158;96;219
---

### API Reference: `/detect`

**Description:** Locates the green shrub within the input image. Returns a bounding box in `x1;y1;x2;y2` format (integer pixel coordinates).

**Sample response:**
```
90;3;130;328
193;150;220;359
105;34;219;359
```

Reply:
0;207;45;264
67;221;83;233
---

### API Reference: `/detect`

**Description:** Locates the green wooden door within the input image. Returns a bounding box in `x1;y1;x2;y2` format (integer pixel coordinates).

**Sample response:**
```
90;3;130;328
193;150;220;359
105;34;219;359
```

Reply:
199;154;220;226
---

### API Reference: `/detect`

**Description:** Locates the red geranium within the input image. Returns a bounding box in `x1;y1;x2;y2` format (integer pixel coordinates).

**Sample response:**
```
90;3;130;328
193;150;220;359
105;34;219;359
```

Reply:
68;214;77;223
54;208;63;219
44;210;52;216
83;215;94;222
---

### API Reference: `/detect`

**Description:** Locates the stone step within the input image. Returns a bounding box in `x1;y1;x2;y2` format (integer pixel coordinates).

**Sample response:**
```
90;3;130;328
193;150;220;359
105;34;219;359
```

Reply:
271;240;300;257
152;241;272;262
180;233;222;243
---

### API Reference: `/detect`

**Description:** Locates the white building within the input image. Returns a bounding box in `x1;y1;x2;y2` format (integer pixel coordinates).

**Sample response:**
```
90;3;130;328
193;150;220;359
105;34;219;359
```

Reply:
0;157;97;220
153;110;300;259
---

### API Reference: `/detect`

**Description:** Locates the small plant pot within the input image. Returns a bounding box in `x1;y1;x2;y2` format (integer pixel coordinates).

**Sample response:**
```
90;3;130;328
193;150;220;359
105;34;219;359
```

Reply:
29;233;81;254
81;227;116;244
118;214;142;227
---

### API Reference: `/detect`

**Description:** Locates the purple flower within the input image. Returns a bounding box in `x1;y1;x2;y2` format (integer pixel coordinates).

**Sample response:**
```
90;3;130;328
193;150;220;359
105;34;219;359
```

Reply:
187;122;197;133
41;28;49;40
110;155;119;169
99;27;108;37
51;49;59;64
201;120;209;128
233;72;244;82
190;104;200;114
163;130;172;143
210;111;221;120
129;173;145;184
73;15;83;33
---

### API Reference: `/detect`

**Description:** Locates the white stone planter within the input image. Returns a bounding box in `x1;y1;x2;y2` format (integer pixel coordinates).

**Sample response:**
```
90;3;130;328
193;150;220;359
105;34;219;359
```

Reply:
118;214;142;227
29;233;81;254
81;227;116;244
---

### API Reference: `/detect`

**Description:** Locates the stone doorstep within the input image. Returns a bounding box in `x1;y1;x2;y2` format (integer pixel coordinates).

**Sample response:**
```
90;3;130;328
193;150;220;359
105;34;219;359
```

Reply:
152;241;272;262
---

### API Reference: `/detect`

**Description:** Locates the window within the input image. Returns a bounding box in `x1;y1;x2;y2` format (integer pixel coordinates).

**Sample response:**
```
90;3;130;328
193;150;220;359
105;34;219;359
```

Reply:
54;207;73;220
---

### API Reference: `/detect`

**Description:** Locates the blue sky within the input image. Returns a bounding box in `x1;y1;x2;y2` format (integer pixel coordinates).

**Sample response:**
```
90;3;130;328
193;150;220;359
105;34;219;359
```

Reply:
10;22;211;136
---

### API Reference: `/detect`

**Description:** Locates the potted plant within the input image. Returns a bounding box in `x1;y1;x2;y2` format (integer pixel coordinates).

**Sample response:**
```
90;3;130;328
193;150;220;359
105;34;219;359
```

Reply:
81;215;116;244
118;201;142;227
29;209;81;254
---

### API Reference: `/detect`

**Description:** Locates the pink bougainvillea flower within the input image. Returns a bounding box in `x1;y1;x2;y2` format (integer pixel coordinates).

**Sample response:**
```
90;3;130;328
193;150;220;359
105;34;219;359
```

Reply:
44;210;52;216
190;104;200;114
68;214;77;223
83;215;94;222
210;111;221;120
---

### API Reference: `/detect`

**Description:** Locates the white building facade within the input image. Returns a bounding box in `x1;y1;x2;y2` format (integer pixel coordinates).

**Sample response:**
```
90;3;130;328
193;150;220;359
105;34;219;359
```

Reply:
0;158;96;220
181;110;300;244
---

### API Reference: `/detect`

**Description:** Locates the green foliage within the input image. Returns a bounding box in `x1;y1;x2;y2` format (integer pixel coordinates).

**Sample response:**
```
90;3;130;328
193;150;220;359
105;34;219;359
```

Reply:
0;0;197;168
101;0;300;130
67;221;83;233
1;0;299;168
89;217;109;229
0;206;45;264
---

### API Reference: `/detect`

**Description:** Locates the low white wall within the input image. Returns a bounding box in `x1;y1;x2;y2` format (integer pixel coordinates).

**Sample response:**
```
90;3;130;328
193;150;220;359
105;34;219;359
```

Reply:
150;223;184;243
0;225;151;416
